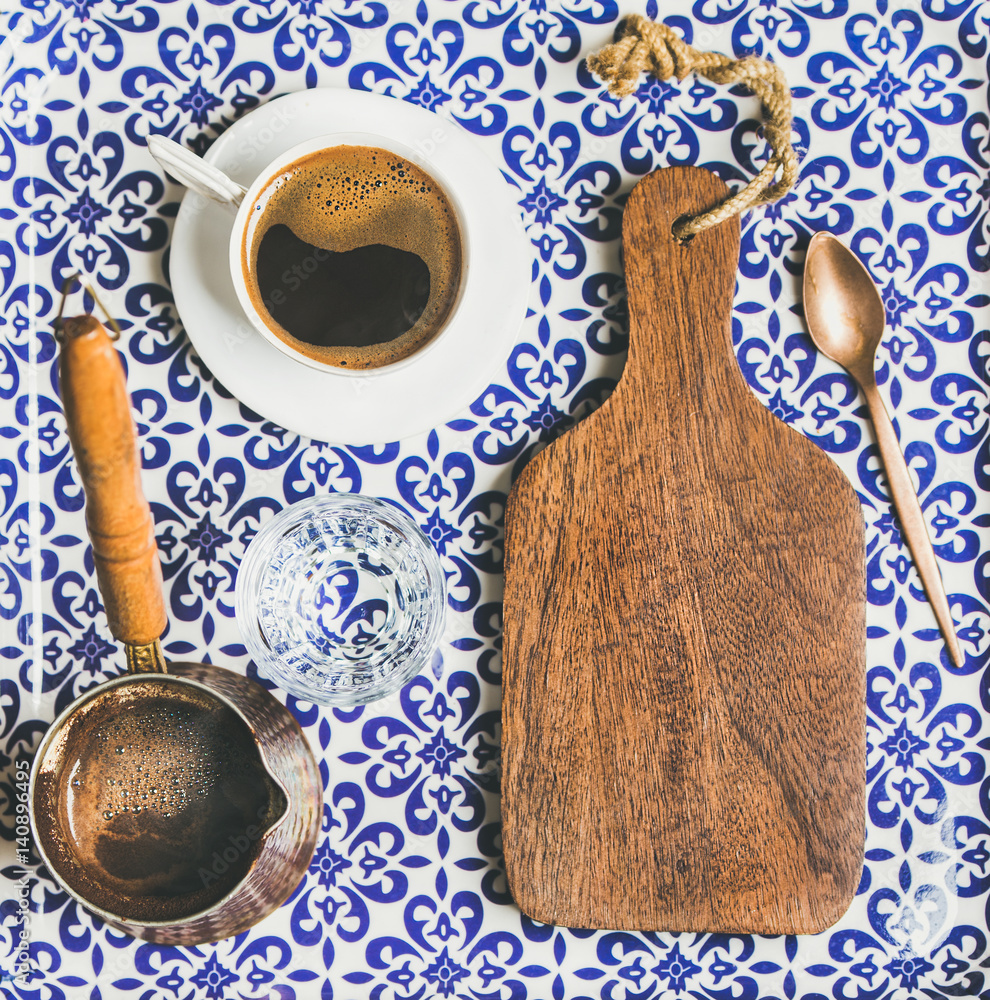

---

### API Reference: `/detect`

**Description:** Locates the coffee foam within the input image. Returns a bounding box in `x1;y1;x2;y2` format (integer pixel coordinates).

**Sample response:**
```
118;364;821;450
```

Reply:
242;145;462;369
34;680;285;923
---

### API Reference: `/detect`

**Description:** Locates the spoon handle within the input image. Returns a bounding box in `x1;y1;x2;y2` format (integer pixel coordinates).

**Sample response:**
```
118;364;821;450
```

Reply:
148;135;246;208
861;381;964;668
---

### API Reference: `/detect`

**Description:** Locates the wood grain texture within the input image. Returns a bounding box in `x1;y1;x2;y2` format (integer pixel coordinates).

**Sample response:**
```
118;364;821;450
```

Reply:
501;166;866;935
59;315;168;646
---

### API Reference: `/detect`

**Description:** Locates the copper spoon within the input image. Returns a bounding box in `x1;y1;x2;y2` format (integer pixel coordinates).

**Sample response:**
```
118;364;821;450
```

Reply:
803;231;963;668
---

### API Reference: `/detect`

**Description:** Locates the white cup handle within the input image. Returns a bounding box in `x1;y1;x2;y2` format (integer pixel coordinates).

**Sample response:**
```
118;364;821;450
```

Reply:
148;135;247;209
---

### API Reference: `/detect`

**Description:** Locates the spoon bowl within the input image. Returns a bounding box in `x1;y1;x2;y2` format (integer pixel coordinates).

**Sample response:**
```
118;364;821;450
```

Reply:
803;232;885;383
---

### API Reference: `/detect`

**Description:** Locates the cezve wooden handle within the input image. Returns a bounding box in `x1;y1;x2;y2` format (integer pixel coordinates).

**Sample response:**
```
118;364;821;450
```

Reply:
59;316;167;645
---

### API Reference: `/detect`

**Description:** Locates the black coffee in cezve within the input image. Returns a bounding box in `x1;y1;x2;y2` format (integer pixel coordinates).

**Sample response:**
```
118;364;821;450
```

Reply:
242;145;462;370
34;682;286;922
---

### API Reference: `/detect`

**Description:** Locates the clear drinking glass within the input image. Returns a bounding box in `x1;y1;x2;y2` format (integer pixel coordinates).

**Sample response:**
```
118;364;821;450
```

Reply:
236;494;446;706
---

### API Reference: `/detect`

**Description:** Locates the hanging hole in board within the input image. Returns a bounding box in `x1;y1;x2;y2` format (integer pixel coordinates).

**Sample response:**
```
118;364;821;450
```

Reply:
670;215;696;247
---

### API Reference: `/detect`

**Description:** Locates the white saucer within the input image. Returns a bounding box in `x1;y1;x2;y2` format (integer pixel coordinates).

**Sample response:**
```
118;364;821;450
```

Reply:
170;90;530;445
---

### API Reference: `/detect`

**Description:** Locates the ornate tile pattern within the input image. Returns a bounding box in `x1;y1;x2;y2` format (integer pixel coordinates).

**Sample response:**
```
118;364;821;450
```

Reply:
0;1;988;996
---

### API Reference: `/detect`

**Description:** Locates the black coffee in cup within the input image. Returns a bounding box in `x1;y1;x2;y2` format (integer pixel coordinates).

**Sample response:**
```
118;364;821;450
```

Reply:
241;145;462;370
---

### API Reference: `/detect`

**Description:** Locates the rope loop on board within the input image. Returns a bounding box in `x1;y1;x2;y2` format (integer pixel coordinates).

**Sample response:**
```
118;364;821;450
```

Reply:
587;14;798;240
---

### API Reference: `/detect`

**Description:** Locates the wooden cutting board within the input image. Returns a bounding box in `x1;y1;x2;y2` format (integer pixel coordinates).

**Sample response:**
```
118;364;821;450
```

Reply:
501;166;866;934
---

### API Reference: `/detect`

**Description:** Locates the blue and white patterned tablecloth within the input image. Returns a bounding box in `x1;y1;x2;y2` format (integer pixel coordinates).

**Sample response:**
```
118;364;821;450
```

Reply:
1;0;989;997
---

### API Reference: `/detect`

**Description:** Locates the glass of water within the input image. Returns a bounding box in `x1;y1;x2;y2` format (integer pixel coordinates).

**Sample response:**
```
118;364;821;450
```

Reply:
236;494;446;706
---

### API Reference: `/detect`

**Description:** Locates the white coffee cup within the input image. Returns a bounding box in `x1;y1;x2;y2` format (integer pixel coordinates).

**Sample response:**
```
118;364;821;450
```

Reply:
157;90;530;443
150;131;469;378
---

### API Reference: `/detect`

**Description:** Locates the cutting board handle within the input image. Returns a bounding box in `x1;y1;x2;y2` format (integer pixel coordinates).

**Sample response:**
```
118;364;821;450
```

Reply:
617;167;744;416
59;316;168;646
